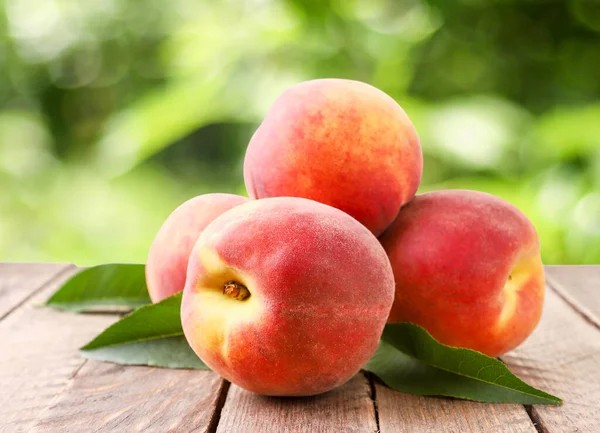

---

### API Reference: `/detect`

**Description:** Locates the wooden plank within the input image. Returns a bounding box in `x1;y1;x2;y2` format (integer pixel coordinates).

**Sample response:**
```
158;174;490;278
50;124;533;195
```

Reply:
503;287;600;433
545;265;600;328
0;263;69;320
0;267;119;433
30;362;225;433
216;373;377;433
374;384;536;433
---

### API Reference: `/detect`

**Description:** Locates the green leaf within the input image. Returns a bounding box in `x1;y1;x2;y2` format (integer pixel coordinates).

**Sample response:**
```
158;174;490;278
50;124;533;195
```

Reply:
80;293;208;370
82;336;206;369
364;323;562;405
45;264;151;312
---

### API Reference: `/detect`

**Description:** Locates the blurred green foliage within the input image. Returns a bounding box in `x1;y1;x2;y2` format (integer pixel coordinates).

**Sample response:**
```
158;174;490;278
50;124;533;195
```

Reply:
0;0;599;265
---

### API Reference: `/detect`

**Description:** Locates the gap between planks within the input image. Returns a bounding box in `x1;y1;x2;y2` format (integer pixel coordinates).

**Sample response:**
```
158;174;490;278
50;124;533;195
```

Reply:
206;380;231;433
524;405;546;433
367;372;382;433
0;263;74;322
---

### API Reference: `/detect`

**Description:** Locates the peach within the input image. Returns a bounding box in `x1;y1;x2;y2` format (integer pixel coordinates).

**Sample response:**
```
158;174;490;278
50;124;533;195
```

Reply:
379;190;545;357
181;197;394;396
146;193;248;303
243;78;422;236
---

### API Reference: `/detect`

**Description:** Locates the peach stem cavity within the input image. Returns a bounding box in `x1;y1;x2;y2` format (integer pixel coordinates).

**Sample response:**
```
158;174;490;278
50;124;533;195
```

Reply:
223;281;250;301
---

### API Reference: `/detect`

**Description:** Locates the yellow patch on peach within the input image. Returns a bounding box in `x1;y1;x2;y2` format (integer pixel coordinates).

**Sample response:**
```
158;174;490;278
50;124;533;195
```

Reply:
190;248;263;364
497;254;544;331
497;279;520;331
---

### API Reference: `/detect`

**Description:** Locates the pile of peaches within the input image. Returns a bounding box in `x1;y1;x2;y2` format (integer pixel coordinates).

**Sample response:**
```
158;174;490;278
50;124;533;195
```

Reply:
145;79;545;397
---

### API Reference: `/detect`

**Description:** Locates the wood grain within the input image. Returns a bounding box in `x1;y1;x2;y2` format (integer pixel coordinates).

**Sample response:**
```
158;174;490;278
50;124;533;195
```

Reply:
0;263;69;321
1;264;598;433
503;287;600;433
545;265;600;328
30;362;225;433
216;373;377;433
0;267;119;433
374;383;536;433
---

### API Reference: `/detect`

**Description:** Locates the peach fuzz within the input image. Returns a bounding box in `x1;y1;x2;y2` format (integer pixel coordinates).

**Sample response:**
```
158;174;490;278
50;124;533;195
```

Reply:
244;78;422;237
146;193;248;303
379;190;545;357
181;197;395;396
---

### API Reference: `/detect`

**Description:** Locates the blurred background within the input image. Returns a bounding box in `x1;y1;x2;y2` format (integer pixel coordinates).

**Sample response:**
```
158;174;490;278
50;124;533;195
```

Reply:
1;0;599;265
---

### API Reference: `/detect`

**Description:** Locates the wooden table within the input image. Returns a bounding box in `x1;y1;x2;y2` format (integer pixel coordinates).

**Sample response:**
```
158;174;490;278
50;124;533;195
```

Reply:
1;264;598;432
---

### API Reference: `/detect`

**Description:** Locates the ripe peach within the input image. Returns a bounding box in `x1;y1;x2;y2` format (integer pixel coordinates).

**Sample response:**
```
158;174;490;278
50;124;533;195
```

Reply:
379;190;545;357
181;197;394;396
146;193;248;303
243;78;422;236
